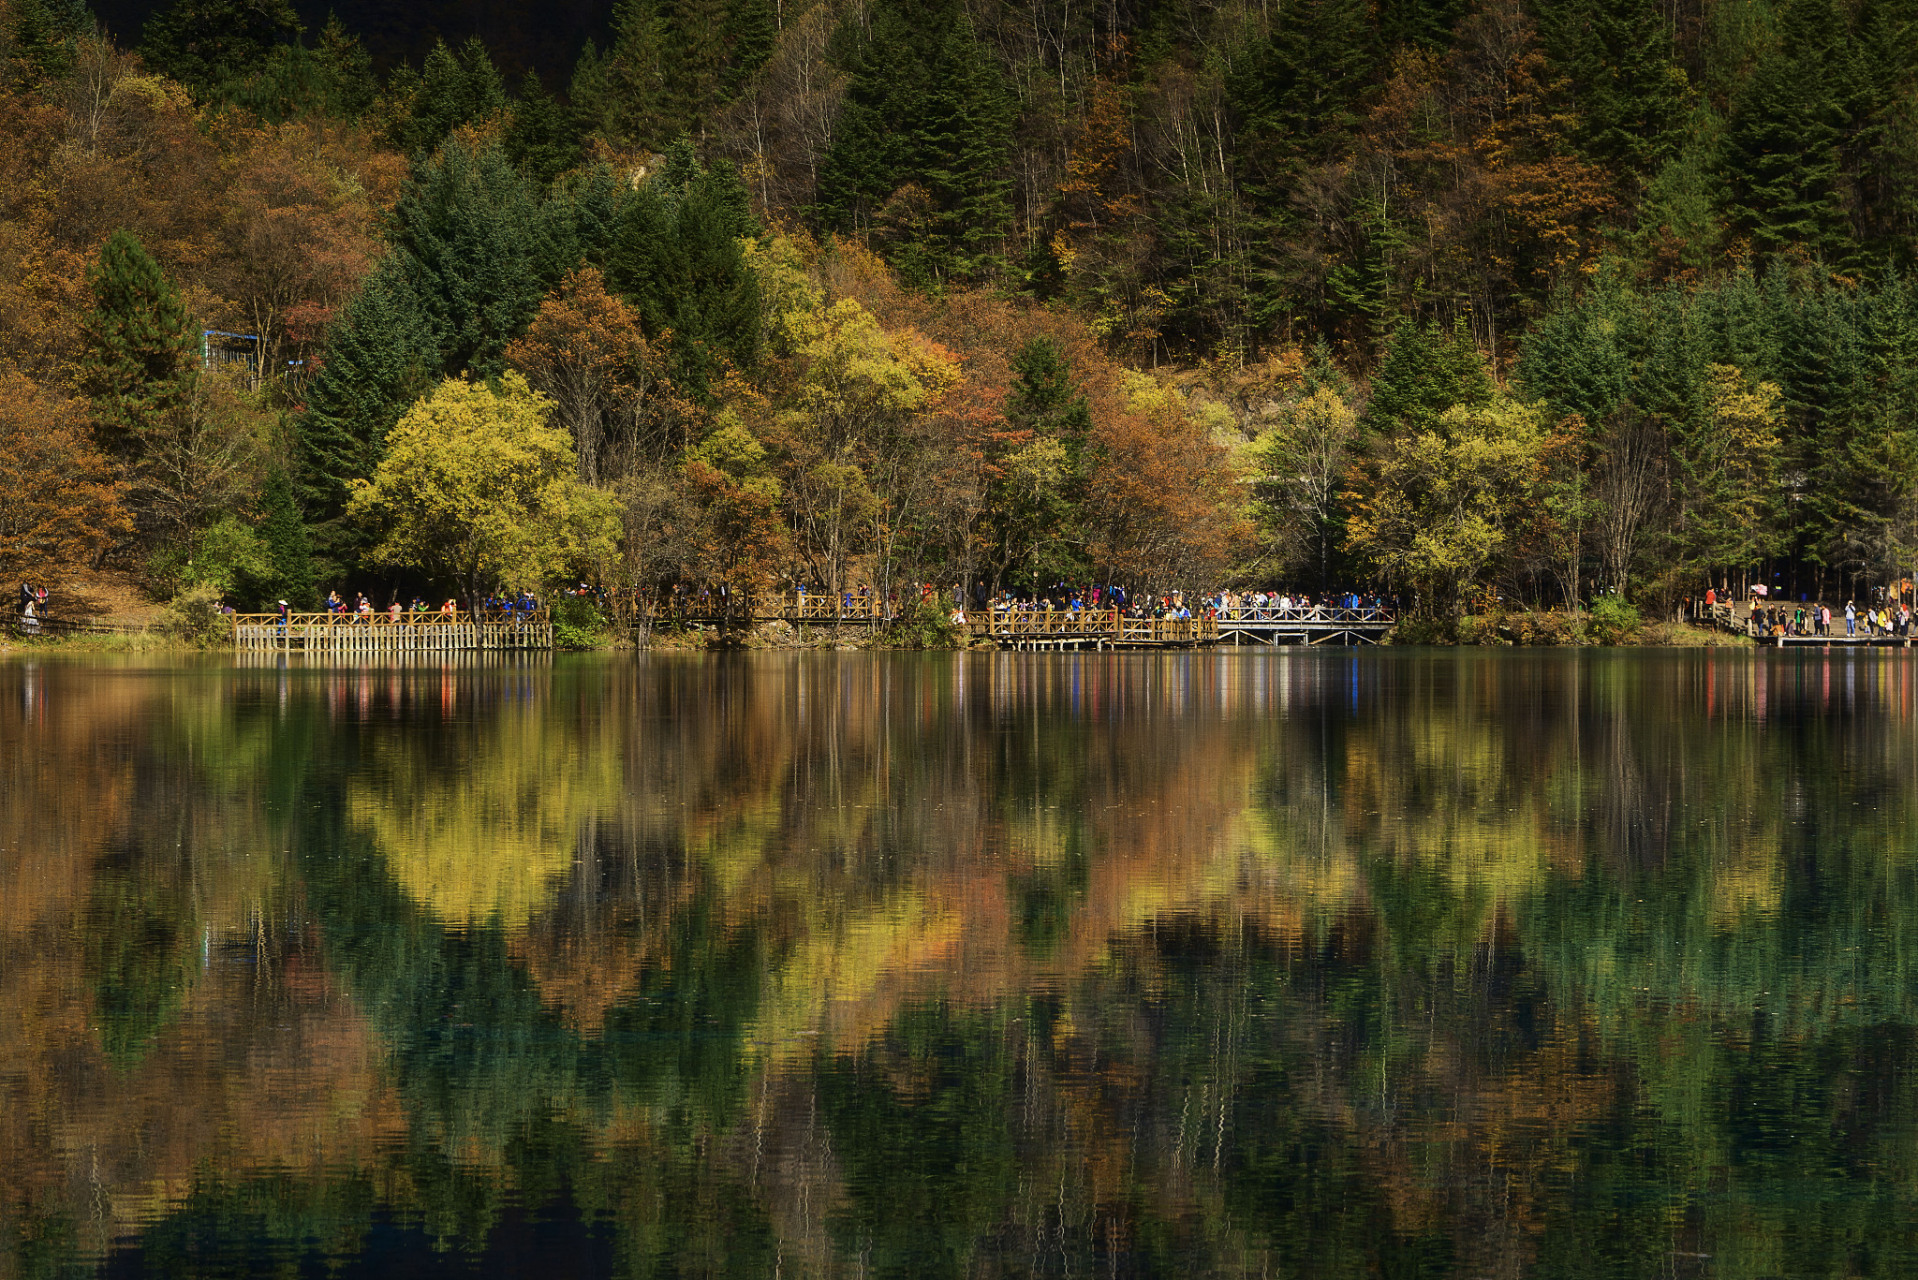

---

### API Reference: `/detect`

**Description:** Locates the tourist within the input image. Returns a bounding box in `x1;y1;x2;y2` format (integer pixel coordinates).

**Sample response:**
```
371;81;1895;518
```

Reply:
1846;600;1857;636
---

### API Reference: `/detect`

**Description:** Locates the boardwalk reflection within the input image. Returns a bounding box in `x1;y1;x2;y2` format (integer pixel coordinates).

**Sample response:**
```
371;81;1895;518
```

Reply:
5;650;1918;1276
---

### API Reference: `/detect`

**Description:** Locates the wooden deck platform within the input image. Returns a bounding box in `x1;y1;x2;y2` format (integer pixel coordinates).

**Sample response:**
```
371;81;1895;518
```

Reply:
1706;603;1916;648
621;594;1398;649
1216;607;1395;646
231;611;552;654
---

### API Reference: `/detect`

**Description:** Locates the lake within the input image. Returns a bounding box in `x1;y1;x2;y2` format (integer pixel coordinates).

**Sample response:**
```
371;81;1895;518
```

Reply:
5;648;1918;1278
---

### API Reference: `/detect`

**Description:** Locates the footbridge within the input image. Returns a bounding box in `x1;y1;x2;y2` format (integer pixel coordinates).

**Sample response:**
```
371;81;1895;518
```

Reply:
629;594;1397;649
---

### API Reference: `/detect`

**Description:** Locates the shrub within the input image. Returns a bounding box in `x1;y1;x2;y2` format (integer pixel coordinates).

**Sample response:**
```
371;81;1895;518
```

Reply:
551;594;610;650
165;583;232;646
146;516;271;603
1585;595;1643;646
1501;610;1580;645
882;597;964;649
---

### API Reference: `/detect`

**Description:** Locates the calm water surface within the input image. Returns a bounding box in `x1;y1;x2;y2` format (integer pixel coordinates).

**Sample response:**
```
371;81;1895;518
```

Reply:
4;648;1918;1278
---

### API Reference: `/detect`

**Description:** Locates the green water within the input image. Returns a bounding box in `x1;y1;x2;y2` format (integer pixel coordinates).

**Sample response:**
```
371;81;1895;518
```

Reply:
4;648;1918;1278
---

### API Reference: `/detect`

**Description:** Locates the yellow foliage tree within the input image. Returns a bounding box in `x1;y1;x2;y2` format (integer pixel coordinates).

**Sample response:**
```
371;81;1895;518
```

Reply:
347;374;620;604
1345;395;1551;616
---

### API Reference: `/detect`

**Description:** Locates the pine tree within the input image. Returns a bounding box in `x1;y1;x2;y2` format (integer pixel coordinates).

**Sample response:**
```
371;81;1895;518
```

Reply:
606;151;760;396
505;72;583;190
298;260;431;514
1361;318;1492;436
564;164;631;268
1229;0;1377;338
224;17;375;122
80;229;197;458
585;0;673;148
723;0;778;97
817;0;1009;282
5;0;91;83
667;0;731;135
390;138;554;378
1008;337;1095;468
139;0;302;95
1722;0;1853;259
1540;0;1690;187
255;467;316;607
1230;0;1376;175
313;14;375;117
1374;0;1470;51
987;338;1095;587
916;18;1014;280
815;0;932;230
1803;275;1918;573
399;37;507;155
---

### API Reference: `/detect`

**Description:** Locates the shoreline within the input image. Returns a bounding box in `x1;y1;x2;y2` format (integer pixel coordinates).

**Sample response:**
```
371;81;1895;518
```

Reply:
0;614;1762;656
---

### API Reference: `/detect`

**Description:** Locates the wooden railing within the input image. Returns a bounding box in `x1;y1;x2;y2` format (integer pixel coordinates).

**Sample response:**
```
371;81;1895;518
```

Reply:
4;612;143;639
231;610;551;653
967;609;1219;645
1215;604;1394;625
628;592;891;624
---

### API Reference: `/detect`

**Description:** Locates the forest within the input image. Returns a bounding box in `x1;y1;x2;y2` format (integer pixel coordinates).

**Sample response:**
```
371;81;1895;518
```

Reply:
6;0;1918;623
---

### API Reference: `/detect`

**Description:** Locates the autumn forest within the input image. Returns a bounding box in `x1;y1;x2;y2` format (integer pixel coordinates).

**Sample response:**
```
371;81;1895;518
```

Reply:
6;0;1918;623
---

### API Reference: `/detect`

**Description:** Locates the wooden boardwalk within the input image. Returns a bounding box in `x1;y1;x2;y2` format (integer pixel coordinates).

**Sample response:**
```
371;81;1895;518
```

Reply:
1707;603;1917;648
231;611;552;654
626;594;1396;649
967;610;1216;649
1216;606;1395;646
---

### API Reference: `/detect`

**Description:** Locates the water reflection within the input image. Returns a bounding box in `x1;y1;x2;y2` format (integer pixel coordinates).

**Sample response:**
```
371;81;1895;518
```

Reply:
5;650;1918;1276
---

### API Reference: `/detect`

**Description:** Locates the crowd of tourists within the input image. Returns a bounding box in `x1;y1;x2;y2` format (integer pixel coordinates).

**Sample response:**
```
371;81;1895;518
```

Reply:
1706;584;1917;638
231;591;547;625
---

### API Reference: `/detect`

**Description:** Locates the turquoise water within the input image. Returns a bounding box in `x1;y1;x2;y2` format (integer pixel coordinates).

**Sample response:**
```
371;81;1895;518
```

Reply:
4;648;1918;1278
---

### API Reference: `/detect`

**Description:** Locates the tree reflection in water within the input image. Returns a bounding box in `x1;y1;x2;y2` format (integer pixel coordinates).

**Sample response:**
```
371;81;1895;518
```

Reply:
4;650;1918;1277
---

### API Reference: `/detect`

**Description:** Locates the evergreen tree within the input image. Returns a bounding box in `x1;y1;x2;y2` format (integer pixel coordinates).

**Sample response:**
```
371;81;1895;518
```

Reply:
1539;0;1690;188
606;148;760;396
1361;318;1492;436
564;164;631;268
666;0;731;134
398;37;507;156
815;0;931;232
723;0;778;97
80;229;197;457
1228;0;1377;339
312;14;376;117
139;0;302;96
505;72;584;190
389;137;555;378
1006;337;1095;475
298;260;432;514
1721;0;1853;259
985;338;1095;587
817;0;1011;283
4;0;91;84
1803;275;1918;574
1229;0;1376;176
1374;0;1470;50
224;16;376;121
255;467;316;607
915;18;1015;279
580;0;673;148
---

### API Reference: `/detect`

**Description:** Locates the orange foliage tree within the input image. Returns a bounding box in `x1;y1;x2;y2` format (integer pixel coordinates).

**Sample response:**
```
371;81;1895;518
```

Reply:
0;373;130;590
506;266;654;484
